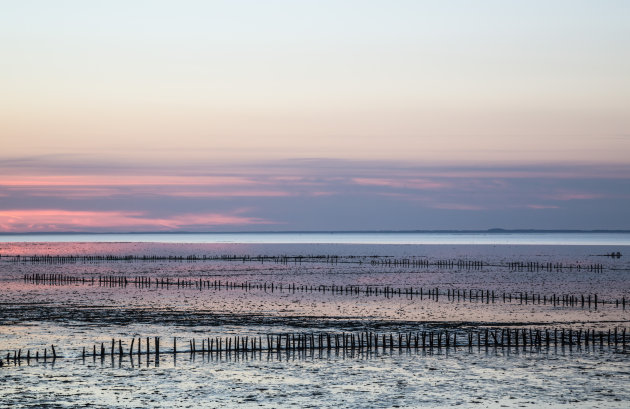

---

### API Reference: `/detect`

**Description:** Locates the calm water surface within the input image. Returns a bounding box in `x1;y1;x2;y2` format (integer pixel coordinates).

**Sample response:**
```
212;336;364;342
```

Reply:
1;231;629;245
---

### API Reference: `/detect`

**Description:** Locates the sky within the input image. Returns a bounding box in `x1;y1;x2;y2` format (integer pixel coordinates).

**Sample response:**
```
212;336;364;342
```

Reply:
1;0;629;232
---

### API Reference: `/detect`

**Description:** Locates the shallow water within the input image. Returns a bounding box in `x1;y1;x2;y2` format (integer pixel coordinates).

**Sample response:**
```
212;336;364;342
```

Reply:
2;348;630;408
1;241;629;407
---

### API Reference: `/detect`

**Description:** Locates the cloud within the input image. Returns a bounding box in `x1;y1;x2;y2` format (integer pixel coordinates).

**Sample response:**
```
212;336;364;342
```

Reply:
0;209;274;232
426;203;486;211
1;157;629;231
0;175;257;187
140;190;292;198
351;177;449;190
525;204;561;209
0;176;294;199
547;192;604;201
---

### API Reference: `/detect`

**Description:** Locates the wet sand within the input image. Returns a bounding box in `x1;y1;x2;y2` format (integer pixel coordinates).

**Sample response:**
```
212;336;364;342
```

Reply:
1;242;629;407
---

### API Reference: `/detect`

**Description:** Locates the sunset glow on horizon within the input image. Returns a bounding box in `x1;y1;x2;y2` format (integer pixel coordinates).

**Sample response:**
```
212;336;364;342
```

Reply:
1;1;629;232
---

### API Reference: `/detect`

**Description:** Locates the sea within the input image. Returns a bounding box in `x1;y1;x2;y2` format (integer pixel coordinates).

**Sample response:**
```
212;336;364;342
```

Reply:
0;232;629;408
1;231;629;245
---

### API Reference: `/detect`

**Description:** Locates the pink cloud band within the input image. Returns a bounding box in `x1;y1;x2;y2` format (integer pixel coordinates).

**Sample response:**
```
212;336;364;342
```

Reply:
0;209;274;232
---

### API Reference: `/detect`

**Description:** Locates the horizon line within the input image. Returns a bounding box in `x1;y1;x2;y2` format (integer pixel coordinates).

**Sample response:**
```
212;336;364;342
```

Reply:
2;229;630;235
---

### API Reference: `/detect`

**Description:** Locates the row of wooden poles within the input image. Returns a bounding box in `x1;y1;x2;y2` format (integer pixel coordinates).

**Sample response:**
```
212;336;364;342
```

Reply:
372;259;606;272
3;327;628;367
2;345;57;366
1;254;341;264
1;254;612;271
22;274;628;309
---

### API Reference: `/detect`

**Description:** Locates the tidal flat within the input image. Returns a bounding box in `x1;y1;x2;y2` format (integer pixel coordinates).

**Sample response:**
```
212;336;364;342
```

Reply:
1;240;629;408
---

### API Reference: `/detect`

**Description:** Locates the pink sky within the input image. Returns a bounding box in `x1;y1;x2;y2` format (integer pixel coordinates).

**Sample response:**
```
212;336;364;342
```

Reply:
1;2;629;232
